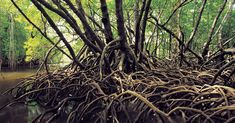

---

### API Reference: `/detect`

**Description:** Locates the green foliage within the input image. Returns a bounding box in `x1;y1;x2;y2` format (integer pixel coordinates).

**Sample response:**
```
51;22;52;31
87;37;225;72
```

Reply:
24;36;49;62
0;8;27;61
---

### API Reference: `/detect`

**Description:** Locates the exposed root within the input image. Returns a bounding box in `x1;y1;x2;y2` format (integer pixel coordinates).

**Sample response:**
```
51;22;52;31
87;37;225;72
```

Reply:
0;61;235;123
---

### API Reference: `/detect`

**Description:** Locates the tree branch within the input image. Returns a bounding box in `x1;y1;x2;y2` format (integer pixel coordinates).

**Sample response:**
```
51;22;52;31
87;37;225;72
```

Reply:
115;0;138;70
135;0;147;56
63;0;105;50
31;0;84;68
211;59;235;85
10;0;72;60
100;0;114;43
163;0;193;26
186;0;207;48
39;0;101;53
201;0;227;59
140;0;152;62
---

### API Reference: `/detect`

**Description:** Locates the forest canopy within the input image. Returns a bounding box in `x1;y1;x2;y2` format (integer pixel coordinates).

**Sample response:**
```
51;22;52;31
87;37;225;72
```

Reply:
0;0;234;70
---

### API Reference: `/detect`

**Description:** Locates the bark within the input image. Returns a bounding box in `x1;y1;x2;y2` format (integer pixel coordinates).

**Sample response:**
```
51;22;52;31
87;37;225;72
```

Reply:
115;0;128;49
140;0;152;62
115;0;137;70
100;0;114;43
135;0;146;56
134;0;140;40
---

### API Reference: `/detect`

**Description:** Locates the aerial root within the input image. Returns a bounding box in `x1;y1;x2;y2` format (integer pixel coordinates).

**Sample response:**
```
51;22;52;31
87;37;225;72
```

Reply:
0;63;235;123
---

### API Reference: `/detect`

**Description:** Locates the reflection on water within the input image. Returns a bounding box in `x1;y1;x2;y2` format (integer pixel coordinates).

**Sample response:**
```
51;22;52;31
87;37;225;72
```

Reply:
28;102;44;123
0;69;36;93
0;100;43;123
0;68;43;123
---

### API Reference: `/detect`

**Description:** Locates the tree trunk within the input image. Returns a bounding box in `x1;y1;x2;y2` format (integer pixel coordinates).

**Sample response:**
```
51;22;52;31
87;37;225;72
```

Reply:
8;13;16;70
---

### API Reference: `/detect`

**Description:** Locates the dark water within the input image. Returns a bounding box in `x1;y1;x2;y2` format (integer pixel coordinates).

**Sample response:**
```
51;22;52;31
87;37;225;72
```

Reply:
0;69;42;123
0;69;35;92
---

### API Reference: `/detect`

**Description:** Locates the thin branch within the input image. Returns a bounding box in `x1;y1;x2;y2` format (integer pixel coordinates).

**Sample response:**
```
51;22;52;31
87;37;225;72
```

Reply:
40;0;101;53
37;40;61;75
186;0;207;48
150;17;202;61
211;59;235;85
31;0;84;68
150;16;182;45
163;0;193;26
63;0;105;50
212;0;235;40
10;0;72;60
202;0;227;59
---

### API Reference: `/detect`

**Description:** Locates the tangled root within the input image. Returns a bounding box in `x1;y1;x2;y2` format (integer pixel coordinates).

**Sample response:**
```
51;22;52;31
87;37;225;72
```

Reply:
1;63;235;123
